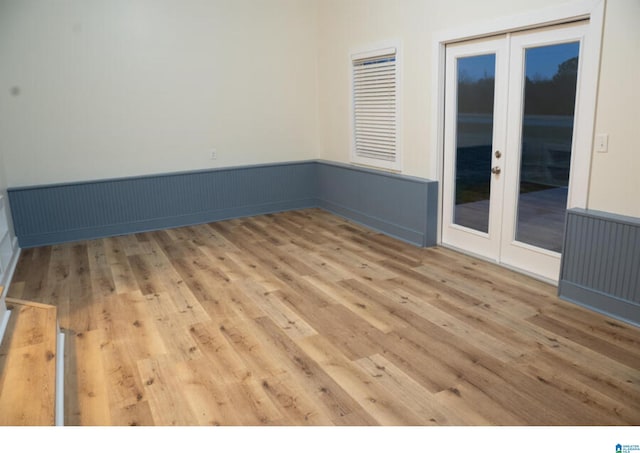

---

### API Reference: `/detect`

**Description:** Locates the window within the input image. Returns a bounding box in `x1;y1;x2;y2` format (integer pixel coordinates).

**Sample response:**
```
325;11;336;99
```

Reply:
351;45;401;171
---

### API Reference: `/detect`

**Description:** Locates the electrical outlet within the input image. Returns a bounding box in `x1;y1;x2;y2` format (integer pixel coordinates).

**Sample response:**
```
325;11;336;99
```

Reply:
210;149;217;160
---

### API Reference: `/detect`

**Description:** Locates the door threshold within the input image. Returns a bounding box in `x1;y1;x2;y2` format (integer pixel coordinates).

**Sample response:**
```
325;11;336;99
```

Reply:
439;242;559;286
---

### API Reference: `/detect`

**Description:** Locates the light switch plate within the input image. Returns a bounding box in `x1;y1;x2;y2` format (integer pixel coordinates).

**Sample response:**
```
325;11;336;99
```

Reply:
595;133;609;153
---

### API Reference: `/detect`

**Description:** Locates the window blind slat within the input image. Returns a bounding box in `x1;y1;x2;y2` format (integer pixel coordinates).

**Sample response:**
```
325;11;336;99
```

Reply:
356;128;395;134
356;140;396;148
354;72;395;79
356;150;396;161
355;105;395;110
354;87;395;94
355;131;396;139
352;50;398;166
354;71;395;79
356;116;395;121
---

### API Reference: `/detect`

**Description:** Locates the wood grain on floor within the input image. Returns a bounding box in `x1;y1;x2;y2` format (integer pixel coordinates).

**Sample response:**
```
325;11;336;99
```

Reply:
7;209;640;426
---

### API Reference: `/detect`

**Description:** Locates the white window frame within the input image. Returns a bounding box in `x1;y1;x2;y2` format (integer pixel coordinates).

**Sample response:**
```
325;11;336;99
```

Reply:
350;41;402;172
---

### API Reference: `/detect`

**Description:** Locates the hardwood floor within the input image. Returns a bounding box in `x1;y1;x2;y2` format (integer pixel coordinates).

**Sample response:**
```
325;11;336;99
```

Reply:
7;208;640;426
0;298;57;425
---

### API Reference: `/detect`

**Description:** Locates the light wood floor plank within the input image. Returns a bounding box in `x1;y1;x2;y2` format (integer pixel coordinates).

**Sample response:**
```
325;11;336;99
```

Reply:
136;355;198;425
252;315;378;425
70;329;111;426
5;208;640;425
0;303;57;426
355;354;466;425
298;334;426;425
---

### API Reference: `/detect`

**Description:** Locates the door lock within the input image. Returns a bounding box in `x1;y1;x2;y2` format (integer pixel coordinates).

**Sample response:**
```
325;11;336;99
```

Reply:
495;150;502;158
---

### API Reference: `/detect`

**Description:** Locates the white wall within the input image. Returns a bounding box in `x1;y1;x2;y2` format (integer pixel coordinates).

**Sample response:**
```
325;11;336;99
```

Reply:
0;0;319;187
588;0;640;218
317;0;431;178
317;0;581;178
317;0;640;219
0;0;637;219
0;149;10;325
0;152;14;240
0;118;20;323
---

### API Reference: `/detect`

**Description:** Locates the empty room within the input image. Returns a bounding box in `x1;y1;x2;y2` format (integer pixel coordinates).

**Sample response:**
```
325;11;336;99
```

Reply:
0;0;638;444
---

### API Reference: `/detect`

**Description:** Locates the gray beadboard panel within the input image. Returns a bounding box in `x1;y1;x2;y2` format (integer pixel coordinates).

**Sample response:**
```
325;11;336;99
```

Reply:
316;161;438;247
561;209;640;303
319;199;426;246
13;199;317;248
8;160;438;249
9;162;317;248
559;208;640;325
558;281;640;327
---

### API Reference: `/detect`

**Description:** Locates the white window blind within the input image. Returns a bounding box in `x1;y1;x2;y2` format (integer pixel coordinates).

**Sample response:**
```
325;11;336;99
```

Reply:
351;47;399;169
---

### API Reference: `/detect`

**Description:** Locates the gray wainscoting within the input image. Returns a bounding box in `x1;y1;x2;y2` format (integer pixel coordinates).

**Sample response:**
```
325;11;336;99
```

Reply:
8;160;438;249
316;161;438;247
9;162;318;247
559;208;640;326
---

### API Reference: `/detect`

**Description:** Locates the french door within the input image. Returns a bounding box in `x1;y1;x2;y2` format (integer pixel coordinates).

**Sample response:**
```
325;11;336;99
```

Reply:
442;22;590;282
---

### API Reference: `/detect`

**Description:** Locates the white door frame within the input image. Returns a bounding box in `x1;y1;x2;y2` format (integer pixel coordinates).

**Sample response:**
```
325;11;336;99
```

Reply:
441;36;508;261
499;23;590;282
431;0;605;283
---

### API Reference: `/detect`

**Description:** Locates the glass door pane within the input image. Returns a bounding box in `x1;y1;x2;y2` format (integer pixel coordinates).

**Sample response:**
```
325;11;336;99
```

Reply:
454;54;496;233
516;42;579;252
